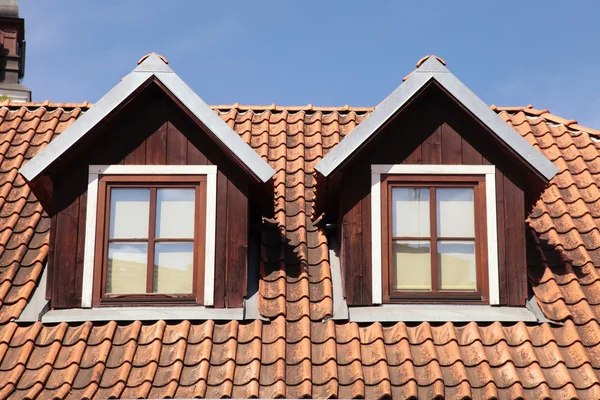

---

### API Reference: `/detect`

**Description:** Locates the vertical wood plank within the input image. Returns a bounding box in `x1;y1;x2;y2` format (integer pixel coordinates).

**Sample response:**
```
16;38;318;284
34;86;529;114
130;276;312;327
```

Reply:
187;139;209;165
404;144;422;164
495;169;507;305
341;171;364;306
344;204;364;306
118;103;147;166
46;215;57;301
225;180;248;307
123;139;146;165
461;137;483;165
422;126;442;164
504;174;526;306
166;121;187;165
52;183;80;308
213;170;228;308
399;113;423;165
173;109;210;165
145;121;167;165
441;123;462;164
515;184;527;304
361;181;372;305
74;184;87;306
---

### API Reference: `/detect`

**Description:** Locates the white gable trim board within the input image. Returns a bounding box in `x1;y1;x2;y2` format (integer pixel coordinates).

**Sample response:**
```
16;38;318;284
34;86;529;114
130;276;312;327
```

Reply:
19;53;275;184
81;164;218;308
370;164;500;305
315;56;557;182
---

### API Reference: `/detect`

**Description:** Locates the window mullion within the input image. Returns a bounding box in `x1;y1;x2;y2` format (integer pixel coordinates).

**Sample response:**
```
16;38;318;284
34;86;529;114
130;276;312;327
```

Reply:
430;187;438;292
146;187;158;294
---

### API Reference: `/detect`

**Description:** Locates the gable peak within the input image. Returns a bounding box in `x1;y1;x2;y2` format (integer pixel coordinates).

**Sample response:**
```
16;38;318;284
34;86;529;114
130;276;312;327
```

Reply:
137;52;168;65
416;54;446;68
403;55;449;82
315;54;558;181
133;52;173;73
414;54;449;74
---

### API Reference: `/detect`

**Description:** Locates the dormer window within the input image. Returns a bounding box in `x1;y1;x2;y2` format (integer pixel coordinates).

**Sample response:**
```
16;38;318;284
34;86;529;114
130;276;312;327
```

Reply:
372;165;498;305
381;174;488;303
92;175;207;305
315;56;556;311
82;165;218;308
18;54;276;315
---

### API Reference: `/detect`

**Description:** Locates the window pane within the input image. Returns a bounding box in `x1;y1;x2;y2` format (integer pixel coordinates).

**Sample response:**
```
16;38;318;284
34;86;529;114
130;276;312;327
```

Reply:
392;188;430;237
436;188;474;238
156;189;196;239
154;242;194;293
438;240;477;290
109;188;150;239
106;242;147;294
392;240;431;290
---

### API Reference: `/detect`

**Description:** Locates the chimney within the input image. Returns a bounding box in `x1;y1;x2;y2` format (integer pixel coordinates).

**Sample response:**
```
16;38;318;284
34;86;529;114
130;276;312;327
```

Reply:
0;0;29;102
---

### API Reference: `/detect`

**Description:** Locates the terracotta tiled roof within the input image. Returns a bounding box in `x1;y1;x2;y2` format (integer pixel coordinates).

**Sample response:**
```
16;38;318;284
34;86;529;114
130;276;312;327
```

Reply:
499;107;600;326
0;102;598;397
2;318;600;399
218;107;370;321
0;104;86;322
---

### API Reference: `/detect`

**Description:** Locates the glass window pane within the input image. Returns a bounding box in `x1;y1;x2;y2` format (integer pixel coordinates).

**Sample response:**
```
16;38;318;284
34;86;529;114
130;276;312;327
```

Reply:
154;242;194;293
436;188;474;238
106;242;147;294
109;188;150;239
156;189;196;239
438;240;477;291
392;188;430;237
392;240;431;290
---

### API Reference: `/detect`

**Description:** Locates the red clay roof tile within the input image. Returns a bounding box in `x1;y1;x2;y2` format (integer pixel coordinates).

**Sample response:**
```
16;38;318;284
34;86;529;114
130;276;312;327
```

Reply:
0;101;595;397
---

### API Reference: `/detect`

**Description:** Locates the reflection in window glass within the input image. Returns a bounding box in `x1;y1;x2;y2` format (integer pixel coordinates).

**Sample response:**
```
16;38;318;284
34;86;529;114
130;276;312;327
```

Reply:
156;188;195;239
436;188;474;238
438;240;476;290
154;242;194;293
109;189;150;239
392;188;429;237
392;240;431;290
106;242;147;294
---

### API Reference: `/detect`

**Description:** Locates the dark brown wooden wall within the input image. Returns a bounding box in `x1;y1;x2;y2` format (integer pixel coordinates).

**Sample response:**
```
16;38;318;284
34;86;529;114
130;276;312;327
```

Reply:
338;85;528;306
47;84;250;309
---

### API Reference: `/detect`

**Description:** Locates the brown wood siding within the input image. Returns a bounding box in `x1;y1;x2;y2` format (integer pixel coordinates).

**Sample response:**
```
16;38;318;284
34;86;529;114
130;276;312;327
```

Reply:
338;85;528;306
50;172;84;308
503;173;527;305
48;85;251;309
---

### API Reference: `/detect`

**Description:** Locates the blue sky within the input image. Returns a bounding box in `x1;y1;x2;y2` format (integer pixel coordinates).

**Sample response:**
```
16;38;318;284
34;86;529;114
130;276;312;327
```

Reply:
19;1;600;127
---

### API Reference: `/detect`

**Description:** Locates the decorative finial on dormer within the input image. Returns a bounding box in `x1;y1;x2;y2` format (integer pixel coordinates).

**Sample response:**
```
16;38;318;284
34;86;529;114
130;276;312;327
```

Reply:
415;55;446;68
137;53;169;65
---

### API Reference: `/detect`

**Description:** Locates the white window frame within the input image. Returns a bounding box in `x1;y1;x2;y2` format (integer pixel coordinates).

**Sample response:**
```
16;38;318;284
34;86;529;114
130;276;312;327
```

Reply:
81;165;218;308
371;164;499;305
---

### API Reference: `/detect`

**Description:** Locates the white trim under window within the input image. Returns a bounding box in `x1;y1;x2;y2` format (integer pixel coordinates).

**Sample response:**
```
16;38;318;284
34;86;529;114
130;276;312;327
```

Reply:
81;165;218;307
371;164;499;305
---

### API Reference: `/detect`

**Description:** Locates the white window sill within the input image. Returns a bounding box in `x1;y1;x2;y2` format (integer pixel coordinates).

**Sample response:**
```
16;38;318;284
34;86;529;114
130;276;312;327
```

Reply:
348;304;539;323
41;306;244;323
